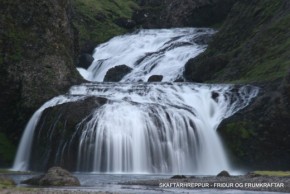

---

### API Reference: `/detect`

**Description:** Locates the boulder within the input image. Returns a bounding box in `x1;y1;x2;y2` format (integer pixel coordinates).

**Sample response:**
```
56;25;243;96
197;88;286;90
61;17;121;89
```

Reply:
77;54;94;69
29;97;107;171
114;17;136;29
217;170;231;177
148;75;163;82
0;175;16;186
170;175;187;179
22;167;80;186
104;65;133;82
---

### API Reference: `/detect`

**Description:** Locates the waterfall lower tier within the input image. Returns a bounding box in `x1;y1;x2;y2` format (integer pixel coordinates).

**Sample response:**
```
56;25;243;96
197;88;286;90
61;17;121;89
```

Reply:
13;83;259;175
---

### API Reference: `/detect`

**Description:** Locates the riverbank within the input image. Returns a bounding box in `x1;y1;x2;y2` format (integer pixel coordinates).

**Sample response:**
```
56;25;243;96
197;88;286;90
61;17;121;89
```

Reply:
124;173;290;193
1;171;290;193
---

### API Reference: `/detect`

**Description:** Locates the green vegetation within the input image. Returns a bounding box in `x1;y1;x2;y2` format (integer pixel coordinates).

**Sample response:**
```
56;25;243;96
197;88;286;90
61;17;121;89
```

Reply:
72;0;139;47
0;133;16;166
0;175;15;189
185;0;290;83
254;171;290;177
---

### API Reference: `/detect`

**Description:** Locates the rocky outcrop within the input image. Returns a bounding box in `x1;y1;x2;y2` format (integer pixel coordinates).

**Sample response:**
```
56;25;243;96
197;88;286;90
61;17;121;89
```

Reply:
115;17;136;29
219;76;290;170
0;0;82;167
0;175;16;186
104;65;133;82
182;0;290;170
184;0;290;83
134;0;235;28
72;0;139;50
22;167;80;186
77;54;94;69
29;97;107;171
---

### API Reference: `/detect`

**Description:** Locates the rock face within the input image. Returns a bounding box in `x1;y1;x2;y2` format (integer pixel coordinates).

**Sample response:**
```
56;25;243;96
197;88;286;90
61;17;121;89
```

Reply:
219;76;290;170
134;0;235;28
29;97;107;171
184;0;290;83
104;65;133;82
22;167;80;186
184;0;290;169
77;54;94;69
0;0;82;166
115;17;137;29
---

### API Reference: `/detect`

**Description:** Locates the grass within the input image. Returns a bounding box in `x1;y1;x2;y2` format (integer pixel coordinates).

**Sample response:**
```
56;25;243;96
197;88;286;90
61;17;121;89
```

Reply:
72;0;139;46
0;133;16;166
254;171;290;177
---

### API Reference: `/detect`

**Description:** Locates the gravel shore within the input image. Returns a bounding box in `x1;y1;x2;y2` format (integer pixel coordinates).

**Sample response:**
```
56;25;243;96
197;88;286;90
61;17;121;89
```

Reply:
0;188;116;194
123;174;290;193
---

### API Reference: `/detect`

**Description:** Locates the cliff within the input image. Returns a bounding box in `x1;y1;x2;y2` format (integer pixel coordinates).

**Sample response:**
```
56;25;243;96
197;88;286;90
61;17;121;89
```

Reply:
134;0;235;28
184;0;290;169
0;0;82;166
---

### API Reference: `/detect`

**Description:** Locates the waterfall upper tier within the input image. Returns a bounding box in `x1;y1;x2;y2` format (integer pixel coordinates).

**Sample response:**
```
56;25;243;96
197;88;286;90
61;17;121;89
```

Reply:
77;28;215;82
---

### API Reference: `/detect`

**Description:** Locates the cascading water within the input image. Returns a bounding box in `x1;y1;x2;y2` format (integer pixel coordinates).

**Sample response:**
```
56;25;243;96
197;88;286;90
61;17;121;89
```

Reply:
13;28;259;175
78;28;215;82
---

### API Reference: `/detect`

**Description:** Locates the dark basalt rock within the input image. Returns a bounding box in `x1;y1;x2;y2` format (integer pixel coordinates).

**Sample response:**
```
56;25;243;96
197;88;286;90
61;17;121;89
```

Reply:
22;167;80;186
193;34;213;45
104;65;133;82
217;170;231;177
80;41;98;55
184;55;228;83
77;54;94;69
29;97;107;171
134;0;235;28
171;175;187;179
115;17;136;29
218;78;290;170
148;75;163;82
0;0;82;167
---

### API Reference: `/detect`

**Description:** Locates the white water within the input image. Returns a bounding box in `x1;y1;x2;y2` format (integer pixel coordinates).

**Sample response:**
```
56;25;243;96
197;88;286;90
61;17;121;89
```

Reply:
13;82;259;174
78;28;215;82
12;96;86;171
13;28;259;175
72;83;259;174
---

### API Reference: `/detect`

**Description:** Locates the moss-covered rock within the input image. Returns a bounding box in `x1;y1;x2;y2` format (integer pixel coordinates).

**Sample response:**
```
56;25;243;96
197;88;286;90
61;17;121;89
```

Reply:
184;0;290;83
134;0;235;28
0;133;16;167
22;167;80;186
0;175;16;189
0;0;82;167
72;0;139;51
29;97;107;171
183;0;290;170
219;76;290;170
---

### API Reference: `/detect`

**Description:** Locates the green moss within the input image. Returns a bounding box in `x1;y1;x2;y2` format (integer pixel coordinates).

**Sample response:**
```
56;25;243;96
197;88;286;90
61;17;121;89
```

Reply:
221;121;256;157
72;0;139;46
186;0;290;84
0;133;16;166
254;171;290;177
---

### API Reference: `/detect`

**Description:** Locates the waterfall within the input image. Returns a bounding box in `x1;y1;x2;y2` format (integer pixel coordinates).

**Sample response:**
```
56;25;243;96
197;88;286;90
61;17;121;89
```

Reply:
77;28;215;82
13;28;259;175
